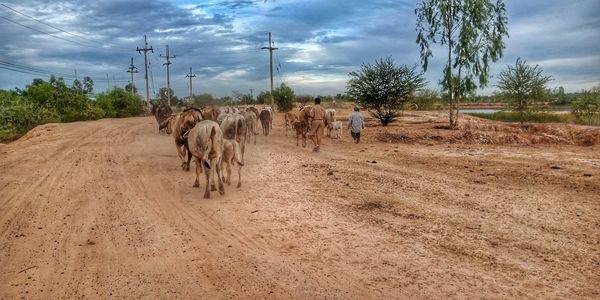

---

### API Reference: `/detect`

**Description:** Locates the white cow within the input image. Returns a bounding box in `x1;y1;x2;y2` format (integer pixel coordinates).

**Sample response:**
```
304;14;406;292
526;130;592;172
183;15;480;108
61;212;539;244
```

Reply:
332;120;342;139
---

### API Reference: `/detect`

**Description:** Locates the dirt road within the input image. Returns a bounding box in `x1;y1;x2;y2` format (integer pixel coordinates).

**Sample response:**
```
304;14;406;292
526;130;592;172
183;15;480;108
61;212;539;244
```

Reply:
1;114;598;299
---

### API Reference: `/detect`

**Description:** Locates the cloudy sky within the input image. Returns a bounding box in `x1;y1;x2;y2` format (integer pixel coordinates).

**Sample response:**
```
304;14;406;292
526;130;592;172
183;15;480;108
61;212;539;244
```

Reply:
0;0;599;98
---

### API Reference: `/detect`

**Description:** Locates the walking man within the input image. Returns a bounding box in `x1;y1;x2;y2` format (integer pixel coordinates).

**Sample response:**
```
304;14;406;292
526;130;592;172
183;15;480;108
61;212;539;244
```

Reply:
348;106;364;144
308;97;326;152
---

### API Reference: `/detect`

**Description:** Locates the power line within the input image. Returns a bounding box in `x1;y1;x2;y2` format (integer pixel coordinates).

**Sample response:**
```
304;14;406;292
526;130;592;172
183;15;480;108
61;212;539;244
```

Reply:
0;15;96;48
0;3;130;51
0;60;128;82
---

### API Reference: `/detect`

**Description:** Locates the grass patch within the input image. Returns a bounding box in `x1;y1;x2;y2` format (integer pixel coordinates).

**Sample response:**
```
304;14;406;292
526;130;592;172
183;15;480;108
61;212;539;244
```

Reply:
468;111;575;124
0;129;22;142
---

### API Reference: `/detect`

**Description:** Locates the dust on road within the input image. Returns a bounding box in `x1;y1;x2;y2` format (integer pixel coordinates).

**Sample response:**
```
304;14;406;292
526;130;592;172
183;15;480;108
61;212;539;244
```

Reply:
0;113;598;299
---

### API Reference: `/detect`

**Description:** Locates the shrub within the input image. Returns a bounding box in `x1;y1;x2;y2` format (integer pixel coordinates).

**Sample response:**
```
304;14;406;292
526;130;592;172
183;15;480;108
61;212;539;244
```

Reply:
272;83;295;112
96;87;143;118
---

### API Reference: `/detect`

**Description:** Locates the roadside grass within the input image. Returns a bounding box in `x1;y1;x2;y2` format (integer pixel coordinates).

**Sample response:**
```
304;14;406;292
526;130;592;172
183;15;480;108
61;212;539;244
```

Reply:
0;129;22;142
467;111;599;125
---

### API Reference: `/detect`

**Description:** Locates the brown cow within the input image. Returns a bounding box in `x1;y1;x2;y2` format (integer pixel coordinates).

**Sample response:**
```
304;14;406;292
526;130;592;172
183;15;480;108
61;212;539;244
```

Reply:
187;120;225;198
152;102;172;134
293;105;312;147
201;105;220;122
259;109;271;136
284;111;298;136
242;111;258;145
159;107;203;171
220;136;244;188
220;113;247;161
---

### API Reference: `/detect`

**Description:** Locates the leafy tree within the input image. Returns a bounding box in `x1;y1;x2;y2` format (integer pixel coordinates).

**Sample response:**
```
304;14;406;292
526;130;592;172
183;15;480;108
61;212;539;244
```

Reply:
257;91;271;104
191;93;216;107
241;93;254;104
295;94;313;105
571;86;600;125
157;87;175;104
72;79;83;94
413;88;441;110
272;83;295;112
496;58;552;125
416;0;508;128
96;87;143;118
346;57;426;126
83;76;94;94
125;82;138;95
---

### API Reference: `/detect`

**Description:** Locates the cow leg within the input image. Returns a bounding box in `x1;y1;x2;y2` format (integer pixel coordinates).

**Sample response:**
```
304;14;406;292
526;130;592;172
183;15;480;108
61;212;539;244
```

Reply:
225;158;231;185
215;157;225;195
210;166;217;191
202;162;211;198
193;158;201;188
236;163;242;188
176;144;187;170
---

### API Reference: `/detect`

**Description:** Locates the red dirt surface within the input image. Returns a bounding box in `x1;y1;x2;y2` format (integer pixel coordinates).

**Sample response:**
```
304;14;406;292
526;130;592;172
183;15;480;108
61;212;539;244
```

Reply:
0;111;598;299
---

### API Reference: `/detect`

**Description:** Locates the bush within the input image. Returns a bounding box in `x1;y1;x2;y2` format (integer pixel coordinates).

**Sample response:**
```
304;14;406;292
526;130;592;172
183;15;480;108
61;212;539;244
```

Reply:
347;57;426;126
96;87;143;118
272;83;295;112
571;91;600;125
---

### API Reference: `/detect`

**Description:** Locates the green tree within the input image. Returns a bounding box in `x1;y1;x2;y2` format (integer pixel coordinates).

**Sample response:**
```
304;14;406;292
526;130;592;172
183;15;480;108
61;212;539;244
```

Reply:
83;76;94;94
413;88;441;110
571;86;600;125
496;58;552;125
272;83;295;112
241;94;254;105
347;57;426;126
416;0;508;128
191;93;216;107
125;82;138;95
157;87;175;104
96;87;143;118
257;91;271;104
72;79;83;94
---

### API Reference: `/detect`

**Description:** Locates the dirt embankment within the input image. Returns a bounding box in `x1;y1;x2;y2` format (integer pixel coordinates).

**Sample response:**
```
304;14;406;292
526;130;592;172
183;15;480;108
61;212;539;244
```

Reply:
0;112;598;299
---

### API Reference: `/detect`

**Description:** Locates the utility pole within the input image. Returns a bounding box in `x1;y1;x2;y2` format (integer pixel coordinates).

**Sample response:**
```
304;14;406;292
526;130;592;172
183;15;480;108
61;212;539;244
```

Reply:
261;32;278;106
160;45;176;106
136;35;153;102
126;57;139;97
106;73;109;91
185;67;196;99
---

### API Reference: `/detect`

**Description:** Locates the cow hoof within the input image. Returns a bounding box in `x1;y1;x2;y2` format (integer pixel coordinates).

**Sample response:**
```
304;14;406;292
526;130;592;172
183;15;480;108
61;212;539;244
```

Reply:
219;187;225;195
193;180;199;188
203;192;210;199
211;184;217;191
237;182;241;188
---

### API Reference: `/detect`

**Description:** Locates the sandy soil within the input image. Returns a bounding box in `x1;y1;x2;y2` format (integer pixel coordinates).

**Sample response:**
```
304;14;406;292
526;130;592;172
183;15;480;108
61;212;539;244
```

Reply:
0;110;598;299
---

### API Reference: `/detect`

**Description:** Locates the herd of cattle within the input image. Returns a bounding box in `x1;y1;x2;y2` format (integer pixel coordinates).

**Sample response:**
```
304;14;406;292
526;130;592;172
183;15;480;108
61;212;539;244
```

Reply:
151;103;341;198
